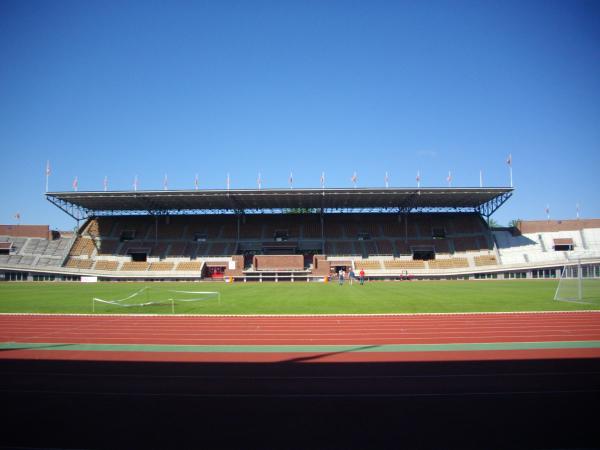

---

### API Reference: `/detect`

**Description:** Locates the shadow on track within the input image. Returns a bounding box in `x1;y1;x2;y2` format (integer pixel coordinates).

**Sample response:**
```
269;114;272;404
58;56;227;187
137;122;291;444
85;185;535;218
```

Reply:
1;357;599;449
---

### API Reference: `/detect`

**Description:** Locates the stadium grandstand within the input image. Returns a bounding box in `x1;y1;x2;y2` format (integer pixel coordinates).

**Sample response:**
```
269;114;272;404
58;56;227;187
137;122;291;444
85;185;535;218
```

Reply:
1;187;599;282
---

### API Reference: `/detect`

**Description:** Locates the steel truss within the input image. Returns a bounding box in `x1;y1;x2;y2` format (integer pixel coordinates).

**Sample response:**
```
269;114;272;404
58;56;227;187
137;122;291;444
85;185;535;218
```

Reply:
476;191;513;220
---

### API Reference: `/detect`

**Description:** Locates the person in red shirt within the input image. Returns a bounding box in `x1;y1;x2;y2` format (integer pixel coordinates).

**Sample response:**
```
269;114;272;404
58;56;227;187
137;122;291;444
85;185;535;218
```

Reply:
359;269;365;285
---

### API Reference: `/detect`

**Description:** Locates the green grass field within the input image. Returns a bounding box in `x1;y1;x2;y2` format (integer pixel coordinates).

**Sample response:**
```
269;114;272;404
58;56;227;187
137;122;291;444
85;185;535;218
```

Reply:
0;280;599;315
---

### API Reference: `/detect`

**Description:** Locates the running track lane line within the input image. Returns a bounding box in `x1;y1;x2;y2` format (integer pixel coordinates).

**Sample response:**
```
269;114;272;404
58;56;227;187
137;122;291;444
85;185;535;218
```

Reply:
2;340;600;353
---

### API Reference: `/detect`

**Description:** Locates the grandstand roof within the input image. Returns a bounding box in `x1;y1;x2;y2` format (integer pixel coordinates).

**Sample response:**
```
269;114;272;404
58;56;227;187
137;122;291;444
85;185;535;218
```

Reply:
46;187;513;220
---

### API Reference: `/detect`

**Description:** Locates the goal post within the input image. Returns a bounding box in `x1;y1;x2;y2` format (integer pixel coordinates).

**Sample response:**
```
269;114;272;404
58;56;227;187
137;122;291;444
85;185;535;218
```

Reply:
554;259;600;304
92;287;221;313
554;263;581;302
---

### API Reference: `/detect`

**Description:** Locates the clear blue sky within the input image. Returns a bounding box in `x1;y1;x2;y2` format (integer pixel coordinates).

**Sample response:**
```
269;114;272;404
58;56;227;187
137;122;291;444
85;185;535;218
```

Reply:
1;0;599;230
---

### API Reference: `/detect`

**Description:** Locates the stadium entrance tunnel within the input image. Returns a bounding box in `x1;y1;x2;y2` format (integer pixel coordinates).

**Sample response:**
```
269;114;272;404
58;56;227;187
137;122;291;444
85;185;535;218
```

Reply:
413;248;435;260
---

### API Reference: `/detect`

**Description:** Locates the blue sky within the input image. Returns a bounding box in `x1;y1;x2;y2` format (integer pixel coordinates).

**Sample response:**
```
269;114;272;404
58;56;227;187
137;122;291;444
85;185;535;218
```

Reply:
1;0;599;230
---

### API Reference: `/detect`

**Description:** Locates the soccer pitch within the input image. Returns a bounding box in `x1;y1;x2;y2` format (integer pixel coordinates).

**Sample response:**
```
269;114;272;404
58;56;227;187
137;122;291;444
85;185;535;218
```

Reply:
0;280;599;315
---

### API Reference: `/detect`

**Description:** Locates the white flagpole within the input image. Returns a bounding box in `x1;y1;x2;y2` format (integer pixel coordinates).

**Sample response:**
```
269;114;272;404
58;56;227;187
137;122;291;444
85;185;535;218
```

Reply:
289;171;293;189
164;174;168;191
103;176;108;192
194;174;199;190
479;170;483;188
257;172;262;190
416;170;421;189
226;173;230;191
45;160;51;192
576;202;580;219
385;172;389;188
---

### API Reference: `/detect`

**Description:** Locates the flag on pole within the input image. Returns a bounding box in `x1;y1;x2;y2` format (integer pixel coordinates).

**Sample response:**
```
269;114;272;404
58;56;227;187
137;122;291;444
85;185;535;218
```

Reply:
446;171;452;187
506;153;512;166
416;170;421;188
320;171;325;189
14;212;20;221
384;172;389;188
133;175;138;191
194;174;199;190
289;171;293;189
226;173;230;190
545;204;550;221
163;174;168;190
507;153;513;187
351;171;357;188
72;176;78;191
103;176;108;191
257;172;262;190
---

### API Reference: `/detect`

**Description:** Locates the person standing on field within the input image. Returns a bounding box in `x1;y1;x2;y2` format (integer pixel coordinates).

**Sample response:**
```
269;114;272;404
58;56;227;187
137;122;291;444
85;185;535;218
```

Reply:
359;269;365;285
338;268;344;285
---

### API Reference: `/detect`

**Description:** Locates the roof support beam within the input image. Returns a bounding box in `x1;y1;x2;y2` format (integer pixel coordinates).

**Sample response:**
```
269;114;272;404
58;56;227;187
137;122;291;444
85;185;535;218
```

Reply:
46;195;89;221
477;191;513;219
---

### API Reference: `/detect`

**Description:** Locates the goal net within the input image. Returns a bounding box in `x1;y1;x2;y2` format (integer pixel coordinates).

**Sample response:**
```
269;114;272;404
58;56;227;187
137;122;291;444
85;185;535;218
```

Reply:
92;287;220;313
554;259;600;304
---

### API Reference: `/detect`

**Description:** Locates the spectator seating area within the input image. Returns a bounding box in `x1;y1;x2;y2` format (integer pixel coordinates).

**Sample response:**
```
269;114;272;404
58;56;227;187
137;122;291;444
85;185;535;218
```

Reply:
0;235;71;269
4;215;599;280
0;213;492;276
93;260;119;271
493;219;600;266
56;213;495;276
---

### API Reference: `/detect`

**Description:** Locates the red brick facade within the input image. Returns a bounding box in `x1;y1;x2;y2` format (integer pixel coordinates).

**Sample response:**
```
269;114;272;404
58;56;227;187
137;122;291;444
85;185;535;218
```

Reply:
518;219;600;233
253;255;304;270
0;225;51;239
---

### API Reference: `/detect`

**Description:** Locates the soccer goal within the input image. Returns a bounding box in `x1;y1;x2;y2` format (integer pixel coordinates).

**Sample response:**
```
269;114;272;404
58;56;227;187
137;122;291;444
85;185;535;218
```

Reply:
92;287;221;313
554;259;600;304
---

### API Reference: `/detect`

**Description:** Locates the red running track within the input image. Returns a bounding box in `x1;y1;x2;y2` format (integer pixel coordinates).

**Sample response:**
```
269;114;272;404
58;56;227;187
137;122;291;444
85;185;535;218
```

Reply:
2;312;600;345
1;311;600;362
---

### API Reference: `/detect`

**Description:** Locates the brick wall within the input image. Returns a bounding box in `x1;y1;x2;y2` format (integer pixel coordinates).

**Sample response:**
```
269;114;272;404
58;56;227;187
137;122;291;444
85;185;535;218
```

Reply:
224;255;244;277
0;225;51;239
253;254;304;270
310;255;331;275
518;219;600;233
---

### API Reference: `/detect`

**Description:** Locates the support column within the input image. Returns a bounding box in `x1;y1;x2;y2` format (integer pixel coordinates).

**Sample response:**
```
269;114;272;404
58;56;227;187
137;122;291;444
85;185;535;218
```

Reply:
155;215;159;242
320;209;325;254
